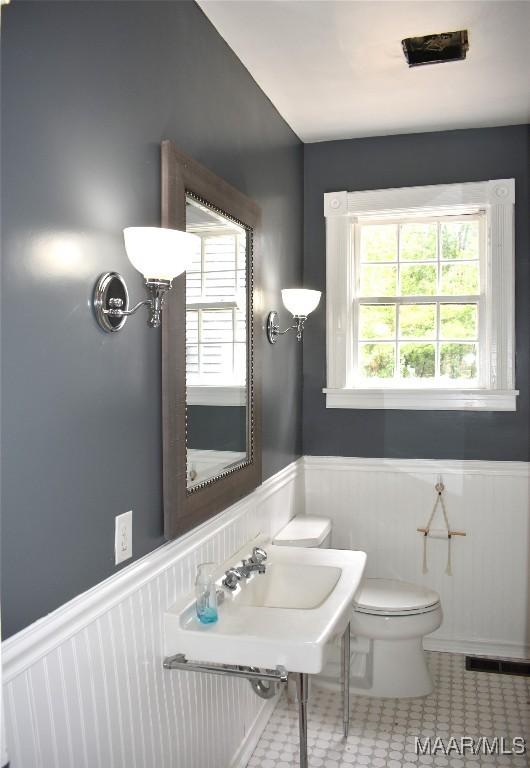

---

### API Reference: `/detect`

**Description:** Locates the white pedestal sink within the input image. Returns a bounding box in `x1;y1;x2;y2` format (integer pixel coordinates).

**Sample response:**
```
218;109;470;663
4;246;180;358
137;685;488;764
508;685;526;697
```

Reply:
164;541;366;673
163;538;366;768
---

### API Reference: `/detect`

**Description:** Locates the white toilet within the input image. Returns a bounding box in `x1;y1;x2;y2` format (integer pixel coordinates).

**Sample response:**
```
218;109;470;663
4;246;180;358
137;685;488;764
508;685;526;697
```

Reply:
273;515;442;699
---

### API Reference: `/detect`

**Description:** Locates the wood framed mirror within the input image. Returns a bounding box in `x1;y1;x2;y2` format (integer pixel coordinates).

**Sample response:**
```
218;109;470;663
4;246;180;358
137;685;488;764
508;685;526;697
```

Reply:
161;141;261;539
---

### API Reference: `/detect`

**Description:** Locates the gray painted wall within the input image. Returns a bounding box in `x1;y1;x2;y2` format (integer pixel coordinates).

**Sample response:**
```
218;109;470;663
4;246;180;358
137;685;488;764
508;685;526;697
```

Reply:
303;126;530;460
1;0;303;638
187;406;246;452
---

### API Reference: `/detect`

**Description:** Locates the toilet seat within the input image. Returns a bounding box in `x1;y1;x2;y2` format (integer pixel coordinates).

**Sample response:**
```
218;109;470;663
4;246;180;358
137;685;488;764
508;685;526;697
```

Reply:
354;578;440;617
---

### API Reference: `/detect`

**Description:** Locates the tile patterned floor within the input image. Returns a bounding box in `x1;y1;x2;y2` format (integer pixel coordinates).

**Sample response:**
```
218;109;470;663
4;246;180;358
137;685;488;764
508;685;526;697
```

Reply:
247;652;529;767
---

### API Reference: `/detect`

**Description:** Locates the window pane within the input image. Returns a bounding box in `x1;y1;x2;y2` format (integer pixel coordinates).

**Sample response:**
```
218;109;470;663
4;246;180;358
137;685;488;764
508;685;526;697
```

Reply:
400;223;437;261
359;343;395;378
358;305;396;340
186;238;202;298
440;304;478;340
359;264;397;297
360;224;397;262
400;264;436;296
440;343;477;380
441;220;479;260
235;309;247;343
186;345;199;373
399;343;435;379
204;269;237;299
234;343;247;385
186;274;202;299
204;235;237;271
236;233;247;271
201;310;233;343
440;263;479;295
201;343;233;375
399;304;436;339
186;311;199;373
186;310;199;342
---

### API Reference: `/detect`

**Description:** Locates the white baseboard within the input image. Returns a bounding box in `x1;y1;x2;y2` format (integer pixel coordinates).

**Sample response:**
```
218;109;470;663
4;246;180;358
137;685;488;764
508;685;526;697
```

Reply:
424;637;529;660
229;696;278;768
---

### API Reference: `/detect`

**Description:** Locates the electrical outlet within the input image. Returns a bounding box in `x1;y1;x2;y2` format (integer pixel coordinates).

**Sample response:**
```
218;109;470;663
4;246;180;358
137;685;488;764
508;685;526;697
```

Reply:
115;510;132;565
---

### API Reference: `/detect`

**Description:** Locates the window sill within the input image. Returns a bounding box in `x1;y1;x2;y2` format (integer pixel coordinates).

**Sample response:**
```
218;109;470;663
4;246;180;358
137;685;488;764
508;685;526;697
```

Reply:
187;385;246;407
323;388;518;411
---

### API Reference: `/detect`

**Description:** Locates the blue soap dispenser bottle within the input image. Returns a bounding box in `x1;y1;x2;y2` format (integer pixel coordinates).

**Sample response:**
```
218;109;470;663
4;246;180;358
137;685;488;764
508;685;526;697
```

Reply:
195;562;218;624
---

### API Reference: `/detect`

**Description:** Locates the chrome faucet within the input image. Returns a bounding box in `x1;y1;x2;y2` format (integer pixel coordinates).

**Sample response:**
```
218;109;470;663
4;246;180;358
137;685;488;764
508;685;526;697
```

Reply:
241;546;267;576
222;546;268;590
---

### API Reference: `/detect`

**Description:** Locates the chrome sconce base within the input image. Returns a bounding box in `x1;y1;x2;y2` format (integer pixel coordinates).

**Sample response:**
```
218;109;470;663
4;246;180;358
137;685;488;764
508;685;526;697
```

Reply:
144;279;172;328
266;310;280;344
93;272;172;333
266;311;307;344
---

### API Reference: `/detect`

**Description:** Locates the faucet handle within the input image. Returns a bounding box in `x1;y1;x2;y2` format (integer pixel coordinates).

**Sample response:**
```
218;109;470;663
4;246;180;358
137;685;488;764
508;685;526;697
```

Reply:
251;546;267;564
222;568;242;591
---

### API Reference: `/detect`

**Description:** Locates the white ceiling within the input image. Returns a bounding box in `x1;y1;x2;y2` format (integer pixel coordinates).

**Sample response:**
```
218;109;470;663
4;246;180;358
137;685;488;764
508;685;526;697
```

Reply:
198;0;530;142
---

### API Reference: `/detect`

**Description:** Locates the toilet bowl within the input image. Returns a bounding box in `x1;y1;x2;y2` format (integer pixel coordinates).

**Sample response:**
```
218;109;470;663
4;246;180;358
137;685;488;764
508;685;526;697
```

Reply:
349;578;442;698
273;516;442;699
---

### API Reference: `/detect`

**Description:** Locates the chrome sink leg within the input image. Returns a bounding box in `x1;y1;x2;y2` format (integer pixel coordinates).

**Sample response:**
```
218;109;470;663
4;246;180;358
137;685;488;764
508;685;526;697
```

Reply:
295;672;309;768
341;622;351;740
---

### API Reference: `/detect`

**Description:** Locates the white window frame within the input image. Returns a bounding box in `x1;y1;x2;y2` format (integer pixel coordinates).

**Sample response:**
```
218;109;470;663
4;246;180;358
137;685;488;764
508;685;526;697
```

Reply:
324;179;517;411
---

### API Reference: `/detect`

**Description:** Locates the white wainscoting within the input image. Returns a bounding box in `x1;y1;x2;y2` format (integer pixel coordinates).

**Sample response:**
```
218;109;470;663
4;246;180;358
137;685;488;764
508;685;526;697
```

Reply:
304;456;530;659
3;454;529;768
2;460;302;768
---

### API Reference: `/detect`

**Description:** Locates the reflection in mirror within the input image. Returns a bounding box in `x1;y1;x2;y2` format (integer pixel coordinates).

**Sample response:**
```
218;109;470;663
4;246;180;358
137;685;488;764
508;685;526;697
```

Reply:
185;195;248;489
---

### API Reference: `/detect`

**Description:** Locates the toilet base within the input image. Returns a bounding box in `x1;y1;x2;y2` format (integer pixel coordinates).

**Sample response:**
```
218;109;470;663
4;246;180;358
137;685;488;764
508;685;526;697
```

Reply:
357;636;433;698
315;635;435;699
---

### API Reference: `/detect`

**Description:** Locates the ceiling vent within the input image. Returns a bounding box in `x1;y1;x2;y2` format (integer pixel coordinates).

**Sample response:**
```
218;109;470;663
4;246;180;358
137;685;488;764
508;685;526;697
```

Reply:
402;30;469;67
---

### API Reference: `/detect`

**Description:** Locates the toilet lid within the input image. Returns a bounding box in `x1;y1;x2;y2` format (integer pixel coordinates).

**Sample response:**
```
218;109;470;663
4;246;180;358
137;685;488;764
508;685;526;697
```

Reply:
355;578;440;616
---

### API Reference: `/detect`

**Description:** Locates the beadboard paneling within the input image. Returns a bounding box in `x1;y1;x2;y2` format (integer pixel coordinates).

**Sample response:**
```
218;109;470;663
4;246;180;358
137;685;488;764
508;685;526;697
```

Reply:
4;455;528;768
2;460;301;768
304;456;530;659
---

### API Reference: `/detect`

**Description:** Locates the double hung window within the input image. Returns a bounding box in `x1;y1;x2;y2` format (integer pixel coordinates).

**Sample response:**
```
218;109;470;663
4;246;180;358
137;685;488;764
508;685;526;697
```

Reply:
355;214;483;386
324;180;516;411
186;229;247;405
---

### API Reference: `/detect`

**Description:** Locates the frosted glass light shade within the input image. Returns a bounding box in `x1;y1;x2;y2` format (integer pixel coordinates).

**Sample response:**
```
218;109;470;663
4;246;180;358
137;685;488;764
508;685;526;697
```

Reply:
123;227;199;281
281;289;321;317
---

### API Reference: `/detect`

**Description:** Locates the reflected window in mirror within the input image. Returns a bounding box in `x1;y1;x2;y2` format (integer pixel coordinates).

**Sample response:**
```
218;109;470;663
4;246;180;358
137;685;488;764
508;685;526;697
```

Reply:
185;195;249;490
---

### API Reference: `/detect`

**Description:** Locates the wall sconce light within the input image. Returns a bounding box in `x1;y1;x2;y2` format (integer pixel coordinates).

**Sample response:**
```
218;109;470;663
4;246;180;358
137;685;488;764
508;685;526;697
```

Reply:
267;289;321;344
93;227;199;332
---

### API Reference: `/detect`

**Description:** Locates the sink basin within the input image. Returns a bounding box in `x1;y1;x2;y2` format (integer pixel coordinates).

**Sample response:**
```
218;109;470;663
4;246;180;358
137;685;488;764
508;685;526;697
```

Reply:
237;563;341;609
164;539;366;674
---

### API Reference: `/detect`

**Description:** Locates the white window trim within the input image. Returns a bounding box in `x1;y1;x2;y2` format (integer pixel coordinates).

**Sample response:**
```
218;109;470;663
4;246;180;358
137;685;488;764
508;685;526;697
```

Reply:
324;179;517;411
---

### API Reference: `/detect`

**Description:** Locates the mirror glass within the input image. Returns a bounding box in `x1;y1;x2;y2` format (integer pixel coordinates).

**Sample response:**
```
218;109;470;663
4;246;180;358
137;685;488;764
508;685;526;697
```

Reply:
185;195;249;489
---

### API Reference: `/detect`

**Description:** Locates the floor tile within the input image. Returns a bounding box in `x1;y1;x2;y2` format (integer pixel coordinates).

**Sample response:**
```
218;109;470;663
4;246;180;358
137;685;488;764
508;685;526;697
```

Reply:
247;653;529;767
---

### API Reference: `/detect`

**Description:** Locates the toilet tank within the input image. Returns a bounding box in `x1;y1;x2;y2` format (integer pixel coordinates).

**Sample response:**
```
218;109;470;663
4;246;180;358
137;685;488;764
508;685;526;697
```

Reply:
272;515;332;548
